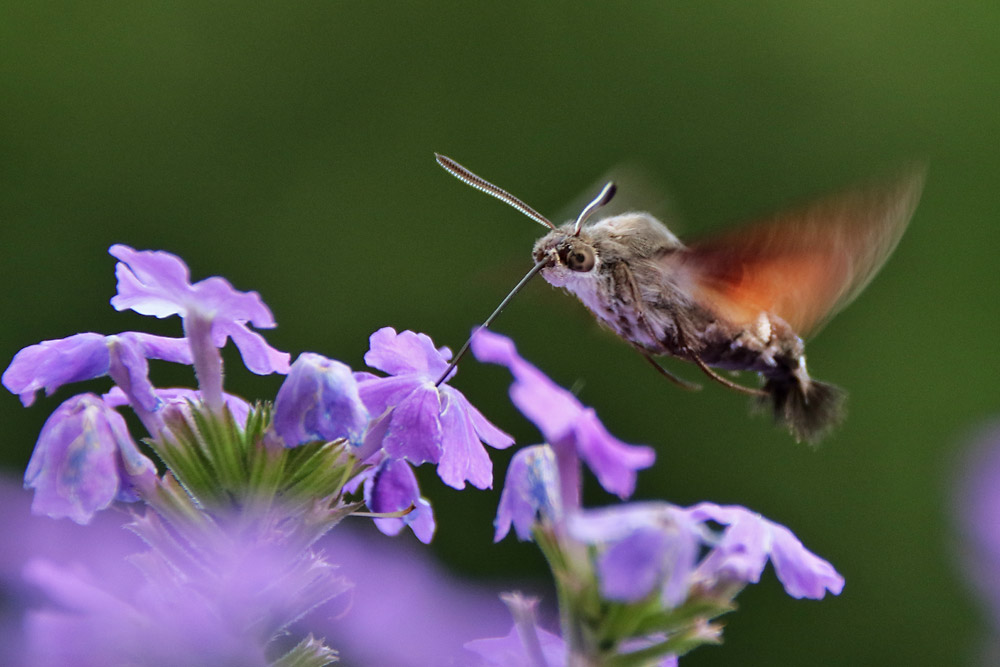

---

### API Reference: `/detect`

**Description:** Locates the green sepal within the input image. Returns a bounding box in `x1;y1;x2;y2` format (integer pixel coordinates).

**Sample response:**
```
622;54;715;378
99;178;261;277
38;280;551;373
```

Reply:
270;634;338;667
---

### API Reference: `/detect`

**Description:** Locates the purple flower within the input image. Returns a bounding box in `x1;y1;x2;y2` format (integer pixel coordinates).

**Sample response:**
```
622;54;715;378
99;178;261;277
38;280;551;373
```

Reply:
109;245;289;411
686;503;844;600
3;332;191;409
494;445;561;542
465;594;566;667
356;327;513;490
567;501;843;606
364;457;436;544
569;503;703;606
23;393;156;524
108;245;289;375
470;329;654;499
272;353;370;448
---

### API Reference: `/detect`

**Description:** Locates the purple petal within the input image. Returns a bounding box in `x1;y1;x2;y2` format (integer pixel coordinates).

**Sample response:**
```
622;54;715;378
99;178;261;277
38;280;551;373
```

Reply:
24;394;154;524
364;327;451;379
3;333;110;406
272;353;369;447
190;275;276;329
768;522;844;599
436;388;494;490
106;335;159;414
687;503;843;599
109;244;192;318
597;528;669;601
573;409;654;499
220;323;290;375
126;332;193;365
495;445;560;542
688;504;771;585
357;374;424;419
110;245;277;329
569;503;703;607
464;396;515;450
381;384;443;465
366;458;437;543
473;329;654;498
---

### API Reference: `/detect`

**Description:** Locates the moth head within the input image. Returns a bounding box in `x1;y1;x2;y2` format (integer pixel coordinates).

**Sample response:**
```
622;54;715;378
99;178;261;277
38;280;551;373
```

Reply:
532;229;599;286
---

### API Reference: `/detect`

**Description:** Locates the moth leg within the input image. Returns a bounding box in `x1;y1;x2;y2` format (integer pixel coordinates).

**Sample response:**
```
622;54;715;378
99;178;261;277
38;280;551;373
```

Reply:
641;352;702;392
686;349;768;397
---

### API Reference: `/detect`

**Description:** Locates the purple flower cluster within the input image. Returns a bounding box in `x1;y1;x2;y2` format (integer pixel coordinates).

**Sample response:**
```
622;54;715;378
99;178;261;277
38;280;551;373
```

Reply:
3;246;291;524
4;245;515;547
3;243;848;665
465;327;843;664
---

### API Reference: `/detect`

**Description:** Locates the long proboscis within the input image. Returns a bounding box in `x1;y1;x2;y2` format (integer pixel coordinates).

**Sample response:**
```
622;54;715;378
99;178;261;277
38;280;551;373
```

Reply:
435;259;548;386
433;154;617;384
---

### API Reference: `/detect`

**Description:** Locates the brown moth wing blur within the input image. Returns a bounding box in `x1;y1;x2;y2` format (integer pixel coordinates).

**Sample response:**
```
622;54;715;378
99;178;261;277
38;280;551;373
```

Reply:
531;167;925;443
673;166;926;338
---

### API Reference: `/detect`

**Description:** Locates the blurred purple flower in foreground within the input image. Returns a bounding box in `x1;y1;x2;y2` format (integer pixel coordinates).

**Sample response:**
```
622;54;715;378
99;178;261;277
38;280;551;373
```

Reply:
0;477;511;667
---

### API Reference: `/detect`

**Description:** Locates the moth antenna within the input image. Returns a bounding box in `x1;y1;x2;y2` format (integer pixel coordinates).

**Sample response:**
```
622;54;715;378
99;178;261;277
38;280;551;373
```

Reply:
573;181;617;236
435;259;549;386
435;153;556;230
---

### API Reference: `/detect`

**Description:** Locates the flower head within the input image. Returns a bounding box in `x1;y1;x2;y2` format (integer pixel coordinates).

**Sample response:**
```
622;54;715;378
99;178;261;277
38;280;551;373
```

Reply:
567;501;844;607
24;393;156;524
273;352;369;448
686;503;845;600
109;245;289;411
3;332;191;409
470;329;654;499
356;327;513;490
109;245;288;374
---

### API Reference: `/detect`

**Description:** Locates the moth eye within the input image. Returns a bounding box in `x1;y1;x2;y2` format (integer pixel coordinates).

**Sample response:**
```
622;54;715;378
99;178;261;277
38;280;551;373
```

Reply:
565;245;595;272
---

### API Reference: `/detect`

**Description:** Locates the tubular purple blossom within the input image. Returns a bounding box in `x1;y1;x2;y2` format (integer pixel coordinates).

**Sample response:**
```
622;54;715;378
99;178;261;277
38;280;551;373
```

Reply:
23;393;156;524
108;245;290;411
364;457;436;544
272;353;370;448
685;503;845;600
494;445;562;542
567;501;844;608
356;327;513;491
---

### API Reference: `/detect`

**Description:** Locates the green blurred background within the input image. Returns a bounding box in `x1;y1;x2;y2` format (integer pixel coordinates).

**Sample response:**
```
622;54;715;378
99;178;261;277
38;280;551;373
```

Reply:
2;2;998;665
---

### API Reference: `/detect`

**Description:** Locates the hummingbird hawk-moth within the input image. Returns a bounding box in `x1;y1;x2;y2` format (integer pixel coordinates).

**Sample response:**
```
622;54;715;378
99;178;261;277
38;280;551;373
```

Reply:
435;154;924;443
